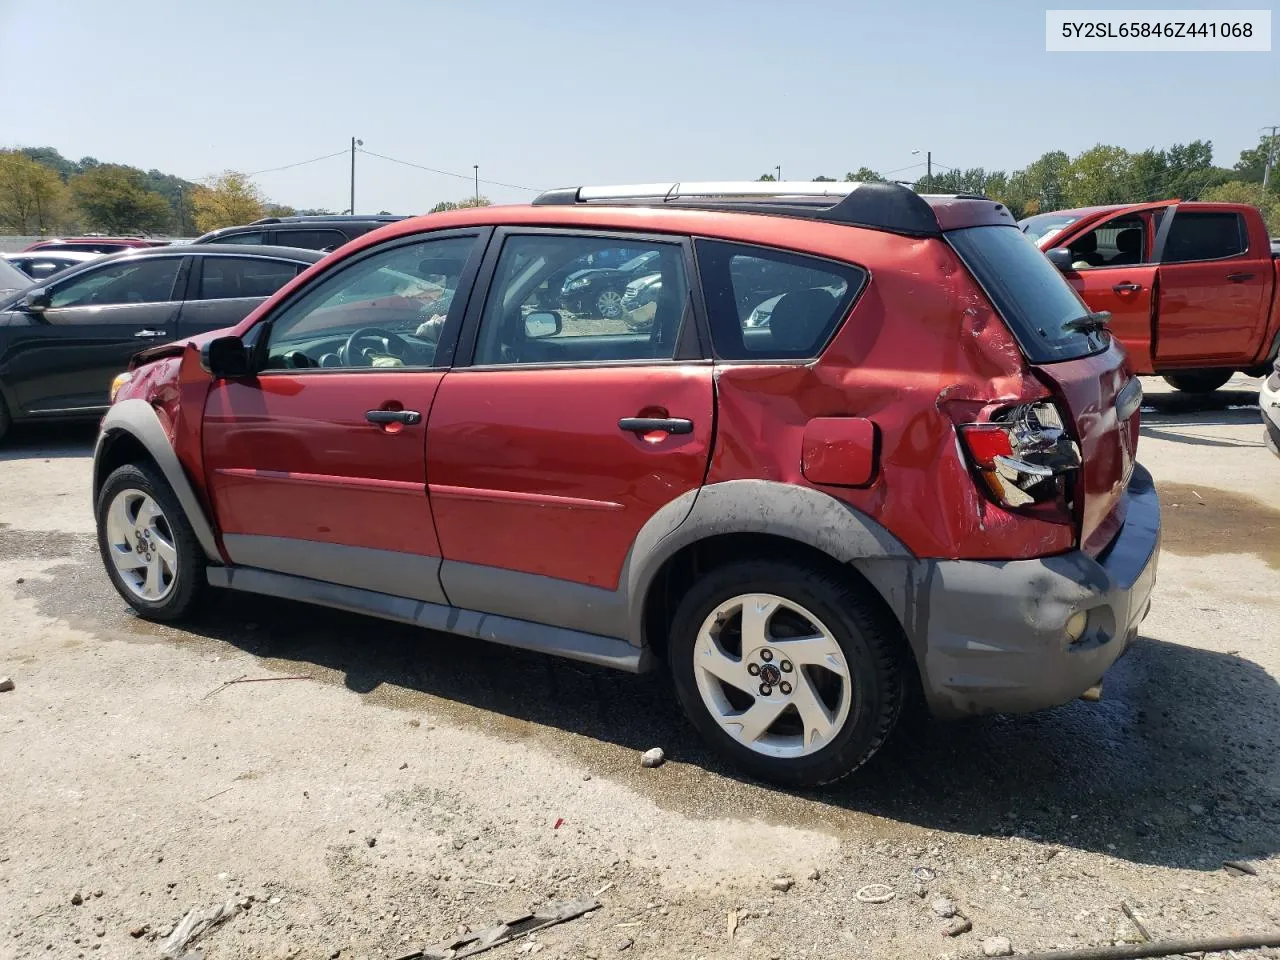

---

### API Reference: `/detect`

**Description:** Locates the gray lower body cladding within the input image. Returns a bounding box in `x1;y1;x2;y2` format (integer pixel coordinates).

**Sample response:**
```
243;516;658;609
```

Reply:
858;464;1161;718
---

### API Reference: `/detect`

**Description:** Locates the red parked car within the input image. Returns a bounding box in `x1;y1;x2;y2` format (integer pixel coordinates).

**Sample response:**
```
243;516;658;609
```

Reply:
1021;200;1280;392
92;181;1160;786
23;237;169;254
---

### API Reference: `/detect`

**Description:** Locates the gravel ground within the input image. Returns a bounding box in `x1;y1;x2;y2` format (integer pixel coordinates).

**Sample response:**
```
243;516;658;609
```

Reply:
1;375;1278;960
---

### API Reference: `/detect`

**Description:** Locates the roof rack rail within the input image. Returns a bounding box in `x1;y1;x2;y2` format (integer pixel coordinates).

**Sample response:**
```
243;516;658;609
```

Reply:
249;214;407;225
531;181;963;237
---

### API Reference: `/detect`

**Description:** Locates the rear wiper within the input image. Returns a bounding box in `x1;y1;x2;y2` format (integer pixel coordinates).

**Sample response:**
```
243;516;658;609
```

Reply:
1062;310;1112;334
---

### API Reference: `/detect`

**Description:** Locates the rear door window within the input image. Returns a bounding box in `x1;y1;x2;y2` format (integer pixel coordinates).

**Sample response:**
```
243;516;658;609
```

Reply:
195;257;300;300
273;229;348;251
694;240;864;360
208;231;266;245
1161;212;1247;263
947;225;1098;363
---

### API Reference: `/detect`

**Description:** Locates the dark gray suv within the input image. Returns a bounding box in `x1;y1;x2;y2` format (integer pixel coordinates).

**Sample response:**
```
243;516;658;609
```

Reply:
192;215;408;252
0;245;322;442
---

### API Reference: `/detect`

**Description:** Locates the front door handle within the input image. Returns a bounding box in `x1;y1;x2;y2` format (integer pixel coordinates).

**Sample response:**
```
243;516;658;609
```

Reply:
1112;282;1142;293
618;417;693;435
366;409;421;425
1226;272;1255;283
133;328;166;338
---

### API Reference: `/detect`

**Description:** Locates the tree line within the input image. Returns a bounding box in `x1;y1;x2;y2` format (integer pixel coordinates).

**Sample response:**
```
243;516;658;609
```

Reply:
4;137;1275;238
763;135;1279;231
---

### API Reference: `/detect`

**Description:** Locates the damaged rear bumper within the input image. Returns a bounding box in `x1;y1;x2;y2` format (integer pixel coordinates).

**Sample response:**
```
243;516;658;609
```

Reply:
866;464;1161;719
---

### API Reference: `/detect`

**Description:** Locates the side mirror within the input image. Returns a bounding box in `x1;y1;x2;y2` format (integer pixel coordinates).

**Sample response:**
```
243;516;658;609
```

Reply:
200;335;252;379
524;311;562;339
1044;247;1075;273
22;288;50;313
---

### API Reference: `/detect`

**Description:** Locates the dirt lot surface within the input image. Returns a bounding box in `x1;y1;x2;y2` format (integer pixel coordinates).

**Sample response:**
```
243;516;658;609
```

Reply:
2;375;1278;960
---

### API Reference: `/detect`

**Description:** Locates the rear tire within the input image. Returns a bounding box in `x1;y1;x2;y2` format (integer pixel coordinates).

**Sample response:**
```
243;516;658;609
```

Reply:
1162;370;1233;393
667;558;906;787
95;462;205;621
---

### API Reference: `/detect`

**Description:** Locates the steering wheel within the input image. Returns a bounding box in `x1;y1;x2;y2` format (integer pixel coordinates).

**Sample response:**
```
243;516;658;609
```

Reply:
340;327;411;367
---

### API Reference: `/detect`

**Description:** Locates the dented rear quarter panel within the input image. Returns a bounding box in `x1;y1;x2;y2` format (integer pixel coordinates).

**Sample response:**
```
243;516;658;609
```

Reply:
707;232;1075;560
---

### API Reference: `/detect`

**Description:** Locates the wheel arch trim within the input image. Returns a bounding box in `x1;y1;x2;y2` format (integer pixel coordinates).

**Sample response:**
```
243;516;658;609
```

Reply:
621;479;914;647
95;398;221;561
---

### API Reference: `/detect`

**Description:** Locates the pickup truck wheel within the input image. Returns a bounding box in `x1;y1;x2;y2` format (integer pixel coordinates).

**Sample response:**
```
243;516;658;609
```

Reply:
96;463;204;621
1162;370;1233;393
668;558;905;787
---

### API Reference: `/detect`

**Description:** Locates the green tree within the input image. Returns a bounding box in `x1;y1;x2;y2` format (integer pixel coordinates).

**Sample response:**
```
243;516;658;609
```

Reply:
812;175;837;182
1063;144;1133;207
845;168;884;182
0;151;71;234
69;164;171;234
190;171;268;232
757;173;776;181
1201;180;1280;233
1005;150;1071;215
458;196;491;208
429;201;459;213
1231;134;1279;185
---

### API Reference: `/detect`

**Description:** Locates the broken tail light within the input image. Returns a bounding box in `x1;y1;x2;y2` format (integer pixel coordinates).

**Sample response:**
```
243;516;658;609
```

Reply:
959;401;1081;523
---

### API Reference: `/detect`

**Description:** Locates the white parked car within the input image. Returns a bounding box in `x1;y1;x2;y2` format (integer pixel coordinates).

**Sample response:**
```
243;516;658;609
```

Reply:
4;249;102;281
1262;357;1280;457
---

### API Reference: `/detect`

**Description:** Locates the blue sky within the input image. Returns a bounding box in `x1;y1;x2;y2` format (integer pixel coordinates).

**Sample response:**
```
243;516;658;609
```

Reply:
1;0;1274;213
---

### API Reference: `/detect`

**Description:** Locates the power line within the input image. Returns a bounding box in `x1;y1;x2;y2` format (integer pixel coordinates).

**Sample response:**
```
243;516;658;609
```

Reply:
247;150;348;177
357;148;540;193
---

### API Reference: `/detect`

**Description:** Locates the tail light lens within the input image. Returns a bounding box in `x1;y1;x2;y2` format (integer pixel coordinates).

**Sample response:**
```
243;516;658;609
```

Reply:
959;401;1081;522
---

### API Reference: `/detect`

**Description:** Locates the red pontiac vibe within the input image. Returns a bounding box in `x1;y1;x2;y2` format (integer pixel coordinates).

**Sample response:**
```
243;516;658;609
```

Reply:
92;181;1160;786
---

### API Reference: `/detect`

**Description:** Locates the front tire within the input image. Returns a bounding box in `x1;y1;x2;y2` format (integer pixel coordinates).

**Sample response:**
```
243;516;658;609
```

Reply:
595;287;624;320
95;462;205;621
668;558;906;787
1162;370;1233;393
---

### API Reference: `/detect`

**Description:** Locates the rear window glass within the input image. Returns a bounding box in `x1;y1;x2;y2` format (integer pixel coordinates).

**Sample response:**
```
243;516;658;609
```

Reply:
1162;212;1246;263
694;240;865;360
274;229;348;251
209;231;266;245
948;225;1100;364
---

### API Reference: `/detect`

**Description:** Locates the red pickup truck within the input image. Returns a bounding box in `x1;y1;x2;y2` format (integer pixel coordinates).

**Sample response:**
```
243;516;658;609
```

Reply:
1020;201;1280;392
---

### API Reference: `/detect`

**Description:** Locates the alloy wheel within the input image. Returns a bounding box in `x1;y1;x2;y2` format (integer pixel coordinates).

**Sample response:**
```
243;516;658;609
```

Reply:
104;488;178;602
692;593;853;758
596;288;624;319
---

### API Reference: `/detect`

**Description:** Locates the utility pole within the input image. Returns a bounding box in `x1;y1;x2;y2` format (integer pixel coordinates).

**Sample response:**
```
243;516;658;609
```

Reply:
474;165;479;202
349;137;363;214
1262;125;1279;191
775;165;781;182
926;151;932;192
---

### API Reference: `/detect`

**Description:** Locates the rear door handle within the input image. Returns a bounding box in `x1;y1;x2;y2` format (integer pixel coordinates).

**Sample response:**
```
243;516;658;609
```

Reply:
1226;272;1255;282
366;409;421;425
618;417;693;435
133;328;166;338
1112;282;1142;293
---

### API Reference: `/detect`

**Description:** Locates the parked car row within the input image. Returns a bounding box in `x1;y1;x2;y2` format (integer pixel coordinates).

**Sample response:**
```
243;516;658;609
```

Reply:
0;245;322;441
89;180;1160;787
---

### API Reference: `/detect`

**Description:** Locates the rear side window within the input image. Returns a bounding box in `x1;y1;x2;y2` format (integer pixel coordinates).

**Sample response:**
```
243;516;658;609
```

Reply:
208;231;266;245
948;226;1096;364
1162;212;1246;263
274;229;348;251
694;240;864;360
196;257;300;300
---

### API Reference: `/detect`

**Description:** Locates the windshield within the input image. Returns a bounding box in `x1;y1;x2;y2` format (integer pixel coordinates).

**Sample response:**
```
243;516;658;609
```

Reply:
948;225;1102;364
1018;213;1079;246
